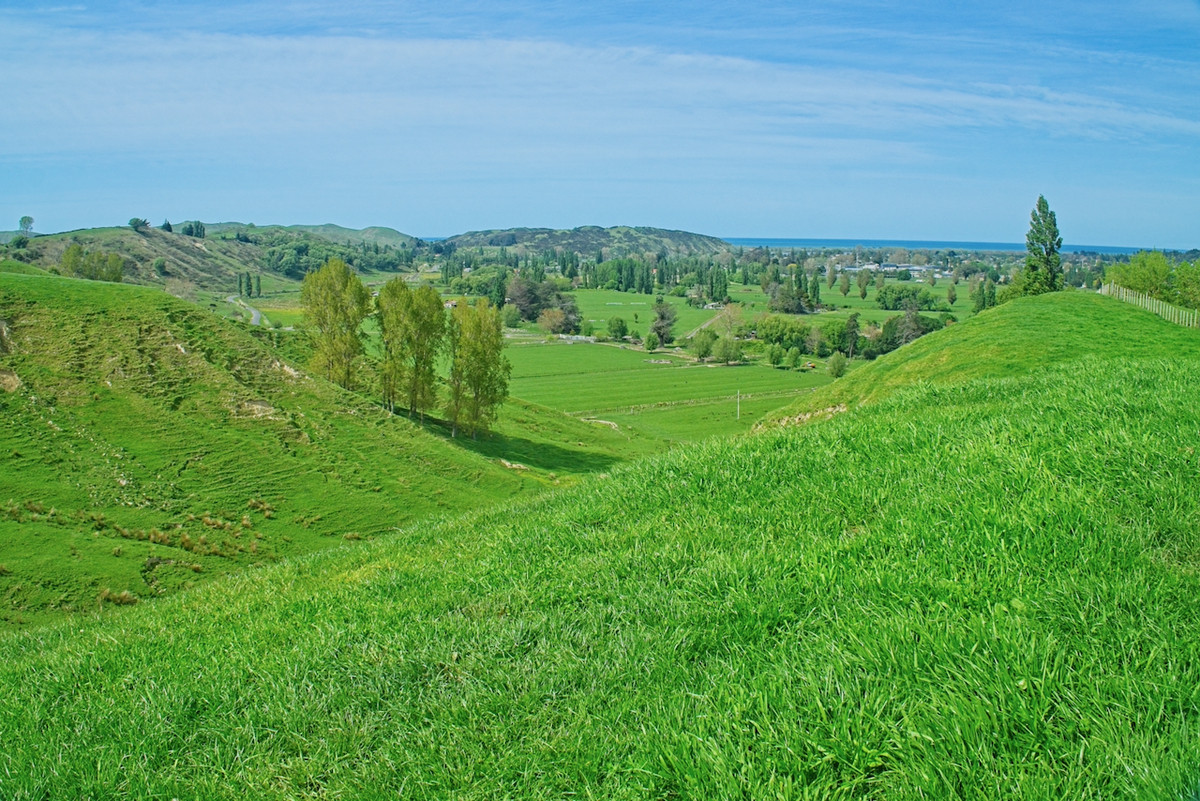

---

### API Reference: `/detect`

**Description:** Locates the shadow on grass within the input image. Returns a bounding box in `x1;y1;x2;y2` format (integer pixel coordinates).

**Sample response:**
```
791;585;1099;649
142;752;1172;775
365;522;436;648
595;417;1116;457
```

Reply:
418;417;626;475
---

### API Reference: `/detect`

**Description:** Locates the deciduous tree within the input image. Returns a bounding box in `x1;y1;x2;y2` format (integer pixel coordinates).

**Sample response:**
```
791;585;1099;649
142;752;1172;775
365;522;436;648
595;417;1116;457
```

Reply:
377;279;446;419
607;316;628;340
537;307;567;334
713;335;741;364
301;258;370;390
690;328;717;361
445;299;510;439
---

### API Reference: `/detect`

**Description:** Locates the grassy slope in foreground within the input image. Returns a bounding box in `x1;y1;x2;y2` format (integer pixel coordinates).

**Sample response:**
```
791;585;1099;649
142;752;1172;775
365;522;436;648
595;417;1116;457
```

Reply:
771;290;1200;419
0;273;537;624
2;296;1199;797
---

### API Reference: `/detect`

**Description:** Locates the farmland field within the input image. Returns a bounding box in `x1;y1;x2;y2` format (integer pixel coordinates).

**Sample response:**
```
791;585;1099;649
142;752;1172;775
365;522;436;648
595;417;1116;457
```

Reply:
506;340;831;440
573;288;717;337
794;276;971;324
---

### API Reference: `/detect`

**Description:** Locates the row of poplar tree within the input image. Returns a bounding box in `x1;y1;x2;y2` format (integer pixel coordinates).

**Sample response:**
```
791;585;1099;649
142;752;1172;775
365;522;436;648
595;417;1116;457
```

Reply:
301;258;510;439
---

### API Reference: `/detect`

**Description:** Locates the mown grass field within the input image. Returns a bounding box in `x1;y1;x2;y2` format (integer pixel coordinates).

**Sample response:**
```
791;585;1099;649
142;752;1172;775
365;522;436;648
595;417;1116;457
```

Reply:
1;292;1197;798
727;275;971;326
573;288;717;337
506;340;832;441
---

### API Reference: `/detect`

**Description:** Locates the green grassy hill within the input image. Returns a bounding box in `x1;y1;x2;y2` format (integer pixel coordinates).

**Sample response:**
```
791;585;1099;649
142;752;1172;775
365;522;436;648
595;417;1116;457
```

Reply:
1;291;1198;797
0;259;46;276
769;290;1200;421
0;272;543;625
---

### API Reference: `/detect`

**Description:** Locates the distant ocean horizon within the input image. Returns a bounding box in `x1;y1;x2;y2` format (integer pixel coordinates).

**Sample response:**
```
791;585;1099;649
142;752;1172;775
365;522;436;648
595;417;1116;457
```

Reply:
722;237;1146;255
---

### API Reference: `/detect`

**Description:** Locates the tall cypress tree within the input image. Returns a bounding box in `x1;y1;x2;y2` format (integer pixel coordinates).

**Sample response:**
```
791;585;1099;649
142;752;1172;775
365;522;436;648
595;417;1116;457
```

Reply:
1024;195;1063;295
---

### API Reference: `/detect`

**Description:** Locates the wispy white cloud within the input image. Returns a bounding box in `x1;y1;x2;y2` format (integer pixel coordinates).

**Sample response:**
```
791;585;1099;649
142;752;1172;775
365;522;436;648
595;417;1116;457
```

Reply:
5;23;1195;161
1;2;1198;244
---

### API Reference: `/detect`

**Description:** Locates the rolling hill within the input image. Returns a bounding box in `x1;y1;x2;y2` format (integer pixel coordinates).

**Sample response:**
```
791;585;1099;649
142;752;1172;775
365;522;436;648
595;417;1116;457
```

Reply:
0;270;667;626
0;272;538;625
1;291;1197;797
444;225;730;257
10;224;417;292
768;289;1200;421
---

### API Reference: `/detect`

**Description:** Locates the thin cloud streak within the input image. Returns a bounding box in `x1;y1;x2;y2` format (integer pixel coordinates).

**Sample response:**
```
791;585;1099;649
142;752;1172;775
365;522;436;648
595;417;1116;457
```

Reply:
5;28;1193;156
1;3;1198;245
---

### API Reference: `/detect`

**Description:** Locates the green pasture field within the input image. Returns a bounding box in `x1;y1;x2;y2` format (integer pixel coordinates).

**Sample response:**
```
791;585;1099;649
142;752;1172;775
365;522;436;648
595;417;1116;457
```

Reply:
725;276;971;326
232;286;305;328
814;276;969;324
506;341;832;440
3;294;1198;797
600;389;815;440
573;288;717;338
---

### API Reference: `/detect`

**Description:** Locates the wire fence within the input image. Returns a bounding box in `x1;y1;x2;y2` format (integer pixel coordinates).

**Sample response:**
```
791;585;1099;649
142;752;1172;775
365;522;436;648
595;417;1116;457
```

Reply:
1098;283;1200;328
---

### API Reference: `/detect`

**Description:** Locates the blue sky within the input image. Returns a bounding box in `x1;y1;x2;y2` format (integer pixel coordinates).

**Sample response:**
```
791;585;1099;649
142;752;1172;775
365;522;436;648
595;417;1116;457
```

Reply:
2;1;1198;247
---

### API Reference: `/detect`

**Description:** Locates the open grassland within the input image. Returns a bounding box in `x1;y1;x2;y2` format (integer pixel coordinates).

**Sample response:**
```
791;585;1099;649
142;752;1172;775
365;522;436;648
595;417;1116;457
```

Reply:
1;296;1198;797
506;340;831;440
573;288;717;337
0;273;538;625
812;277;968;323
771;290;1200;420
726;278;970;326
598;390;805;440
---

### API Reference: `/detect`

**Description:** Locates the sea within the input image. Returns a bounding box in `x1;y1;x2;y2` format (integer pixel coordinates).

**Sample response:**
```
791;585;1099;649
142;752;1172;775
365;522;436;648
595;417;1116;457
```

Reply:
723;238;1143;255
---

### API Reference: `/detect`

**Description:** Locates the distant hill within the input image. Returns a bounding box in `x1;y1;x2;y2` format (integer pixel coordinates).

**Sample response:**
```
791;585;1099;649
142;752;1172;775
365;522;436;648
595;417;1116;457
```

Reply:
444;225;730;257
13;224;416;292
207;222;418;249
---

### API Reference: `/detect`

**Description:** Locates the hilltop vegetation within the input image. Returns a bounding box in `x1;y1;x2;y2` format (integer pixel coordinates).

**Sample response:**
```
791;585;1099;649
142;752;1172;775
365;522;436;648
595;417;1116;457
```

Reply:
1;292;1198;797
444;225;730;257
6;224;417;293
207;222;417;249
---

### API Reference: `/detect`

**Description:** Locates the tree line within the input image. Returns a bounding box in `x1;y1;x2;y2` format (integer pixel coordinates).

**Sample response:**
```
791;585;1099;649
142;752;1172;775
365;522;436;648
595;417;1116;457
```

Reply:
302;258;509;438
1105;251;1200;310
